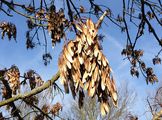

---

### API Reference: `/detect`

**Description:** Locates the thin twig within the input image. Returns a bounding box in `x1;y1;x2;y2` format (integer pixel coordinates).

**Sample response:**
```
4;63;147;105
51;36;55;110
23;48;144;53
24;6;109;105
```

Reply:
123;0;133;46
0;8;13;16
66;0;77;33
141;0;162;46
24;99;53;120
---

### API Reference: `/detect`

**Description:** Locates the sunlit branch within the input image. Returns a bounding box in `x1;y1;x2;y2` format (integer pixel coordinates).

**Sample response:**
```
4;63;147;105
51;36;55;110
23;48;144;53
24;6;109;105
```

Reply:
0;71;60;107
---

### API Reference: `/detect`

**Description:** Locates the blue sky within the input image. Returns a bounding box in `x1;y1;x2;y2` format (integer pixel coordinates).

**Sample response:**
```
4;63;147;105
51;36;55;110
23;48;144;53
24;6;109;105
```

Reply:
0;0;162;119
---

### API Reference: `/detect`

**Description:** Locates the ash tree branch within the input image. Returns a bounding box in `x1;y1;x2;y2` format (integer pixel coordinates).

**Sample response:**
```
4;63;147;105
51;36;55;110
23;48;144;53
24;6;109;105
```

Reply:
1;0;47;22
141;0;162;46
69;0;81;20
0;71;60;107
123;0;133;46
133;19;145;48
144;1;162;26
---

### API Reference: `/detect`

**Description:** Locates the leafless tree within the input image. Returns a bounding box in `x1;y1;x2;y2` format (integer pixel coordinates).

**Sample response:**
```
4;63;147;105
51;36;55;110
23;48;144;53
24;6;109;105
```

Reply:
147;86;162;120
65;83;136;120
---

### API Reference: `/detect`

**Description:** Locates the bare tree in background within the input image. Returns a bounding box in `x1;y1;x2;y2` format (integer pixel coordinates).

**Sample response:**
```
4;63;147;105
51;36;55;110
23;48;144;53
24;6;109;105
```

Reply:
147;86;162;120
65;83;136;120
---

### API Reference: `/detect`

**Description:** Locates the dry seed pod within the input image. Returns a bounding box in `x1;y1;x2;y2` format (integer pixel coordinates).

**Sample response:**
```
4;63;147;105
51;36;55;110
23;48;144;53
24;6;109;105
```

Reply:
50;102;62;116
88;86;96;97
25;70;44;90
78;53;84;64
80;6;85;13
73;57;80;70
4;65;20;95
58;18;117;116
0;22;17;40
64;46;73;63
46;6;68;46
101;71;106;90
100;102;110;116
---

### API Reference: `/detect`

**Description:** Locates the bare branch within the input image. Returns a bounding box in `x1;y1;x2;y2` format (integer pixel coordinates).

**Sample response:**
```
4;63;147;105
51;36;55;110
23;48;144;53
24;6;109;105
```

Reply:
141;0;162;46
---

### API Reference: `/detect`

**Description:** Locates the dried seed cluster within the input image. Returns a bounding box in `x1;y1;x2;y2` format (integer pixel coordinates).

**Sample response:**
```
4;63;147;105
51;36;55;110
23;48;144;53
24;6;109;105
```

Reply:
122;45;158;84
46;5;68;46
24;70;44;90
24;95;38;106
0;22;16;40
34;102;62;119
58;19;117;116
50;102;62;116
4;65;20;95
153;57;161;65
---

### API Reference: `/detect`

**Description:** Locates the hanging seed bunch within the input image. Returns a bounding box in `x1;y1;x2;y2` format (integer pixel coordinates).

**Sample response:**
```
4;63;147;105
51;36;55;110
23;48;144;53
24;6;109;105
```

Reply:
122;45;158;84
50;102;62;116
0;21;16;40
4;65;20;95
24;95;38;106
46;5;68;46
24;70;44;90
58;18;117;116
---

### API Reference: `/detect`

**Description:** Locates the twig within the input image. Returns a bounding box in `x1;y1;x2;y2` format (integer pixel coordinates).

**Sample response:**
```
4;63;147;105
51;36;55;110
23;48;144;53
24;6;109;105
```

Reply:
0;8;13;17
66;0;77;33
22;110;39;119
141;0;162;46
146;2;162;26
24;99;53;120
147;97;154;116
1;0;47;22
133;20;145;48
69;0;81;20
123;0;133;46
